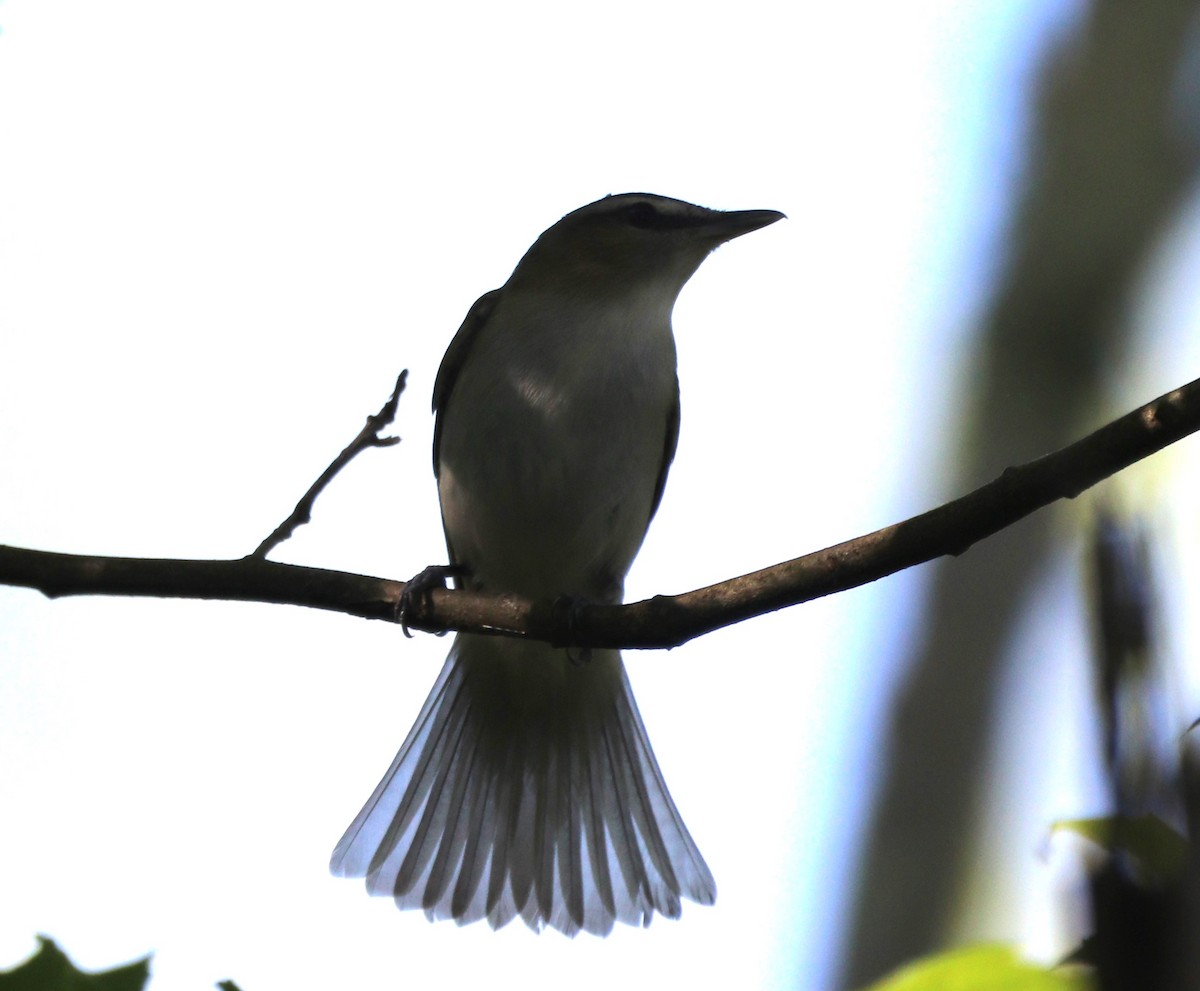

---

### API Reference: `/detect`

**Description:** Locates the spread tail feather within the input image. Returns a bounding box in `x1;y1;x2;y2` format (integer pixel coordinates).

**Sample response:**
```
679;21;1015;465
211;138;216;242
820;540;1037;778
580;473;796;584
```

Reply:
330;634;714;936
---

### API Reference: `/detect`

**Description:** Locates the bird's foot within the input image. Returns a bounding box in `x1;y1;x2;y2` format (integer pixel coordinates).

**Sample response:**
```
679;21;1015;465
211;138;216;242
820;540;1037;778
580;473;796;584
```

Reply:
397;564;468;637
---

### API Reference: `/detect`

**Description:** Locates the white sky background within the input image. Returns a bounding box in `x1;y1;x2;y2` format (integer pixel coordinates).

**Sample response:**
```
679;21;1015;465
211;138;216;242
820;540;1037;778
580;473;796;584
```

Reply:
6;2;1200;990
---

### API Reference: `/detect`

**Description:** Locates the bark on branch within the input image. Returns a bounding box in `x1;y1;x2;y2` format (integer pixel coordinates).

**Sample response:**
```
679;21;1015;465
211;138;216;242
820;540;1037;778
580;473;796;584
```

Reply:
2;376;1198;650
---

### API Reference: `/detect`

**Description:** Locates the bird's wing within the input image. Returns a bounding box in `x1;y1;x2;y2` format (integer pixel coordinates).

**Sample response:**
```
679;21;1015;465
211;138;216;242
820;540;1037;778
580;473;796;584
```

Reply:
646;381;680;525
432;287;503;477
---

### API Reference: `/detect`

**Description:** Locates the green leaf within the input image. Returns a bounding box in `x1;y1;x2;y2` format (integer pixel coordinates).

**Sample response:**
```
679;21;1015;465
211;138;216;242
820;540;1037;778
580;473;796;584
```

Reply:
0;936;151;991
860;943;1091;991
1052;814;1189;880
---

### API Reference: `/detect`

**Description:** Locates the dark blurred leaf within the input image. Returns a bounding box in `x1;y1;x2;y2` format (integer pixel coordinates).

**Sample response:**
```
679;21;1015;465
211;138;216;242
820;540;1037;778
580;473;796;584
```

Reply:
1059;935;1098;969
1086;855;1189;991
0;936;150;991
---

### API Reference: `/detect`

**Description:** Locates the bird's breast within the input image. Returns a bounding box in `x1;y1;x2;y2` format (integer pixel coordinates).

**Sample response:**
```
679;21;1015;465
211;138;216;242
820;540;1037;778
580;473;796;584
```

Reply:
435;301;677;600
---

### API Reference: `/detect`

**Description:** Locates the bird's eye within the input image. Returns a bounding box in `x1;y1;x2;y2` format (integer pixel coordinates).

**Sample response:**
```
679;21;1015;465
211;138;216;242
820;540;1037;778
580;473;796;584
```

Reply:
625;202;660;229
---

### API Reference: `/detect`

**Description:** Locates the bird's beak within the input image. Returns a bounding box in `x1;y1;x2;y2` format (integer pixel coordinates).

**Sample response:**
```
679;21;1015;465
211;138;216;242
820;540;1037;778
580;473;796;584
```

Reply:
707;208;786;243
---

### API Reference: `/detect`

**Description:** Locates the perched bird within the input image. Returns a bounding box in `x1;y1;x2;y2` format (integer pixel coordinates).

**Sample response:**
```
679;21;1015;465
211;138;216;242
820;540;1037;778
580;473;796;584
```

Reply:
331;193;784;936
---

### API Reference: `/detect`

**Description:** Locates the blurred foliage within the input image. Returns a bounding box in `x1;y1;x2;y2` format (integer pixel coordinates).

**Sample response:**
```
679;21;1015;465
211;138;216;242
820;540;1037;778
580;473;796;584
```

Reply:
1075;509;1200;989
0;938;149;991
1052;814;1189;883
0;937;241;991
853;504;1200;986
840;0;1200;984
861;945;1089;991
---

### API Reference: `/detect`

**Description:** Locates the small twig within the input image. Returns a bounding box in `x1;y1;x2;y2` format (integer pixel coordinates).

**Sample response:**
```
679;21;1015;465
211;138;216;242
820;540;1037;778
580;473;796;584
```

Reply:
252;370;408;559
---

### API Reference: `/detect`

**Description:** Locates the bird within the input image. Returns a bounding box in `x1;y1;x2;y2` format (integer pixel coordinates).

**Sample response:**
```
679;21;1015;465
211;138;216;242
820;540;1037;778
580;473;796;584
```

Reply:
330;192;784;936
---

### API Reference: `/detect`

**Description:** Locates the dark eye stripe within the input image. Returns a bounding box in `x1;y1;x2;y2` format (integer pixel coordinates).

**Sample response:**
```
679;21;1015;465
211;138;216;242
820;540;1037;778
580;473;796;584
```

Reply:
625;202;662;229
624;201;715;232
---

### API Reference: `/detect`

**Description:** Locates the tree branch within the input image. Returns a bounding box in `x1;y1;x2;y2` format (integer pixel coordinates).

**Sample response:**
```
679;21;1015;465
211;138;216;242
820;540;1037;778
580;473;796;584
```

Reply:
2;376;1197;650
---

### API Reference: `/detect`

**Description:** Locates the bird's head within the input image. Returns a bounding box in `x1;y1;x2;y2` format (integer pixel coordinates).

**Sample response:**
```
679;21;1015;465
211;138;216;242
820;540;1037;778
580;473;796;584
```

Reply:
510;193;784;299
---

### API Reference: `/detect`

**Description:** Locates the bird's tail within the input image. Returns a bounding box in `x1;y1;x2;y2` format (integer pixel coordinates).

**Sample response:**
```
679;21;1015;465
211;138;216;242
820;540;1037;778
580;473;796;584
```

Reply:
330;633;714;936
